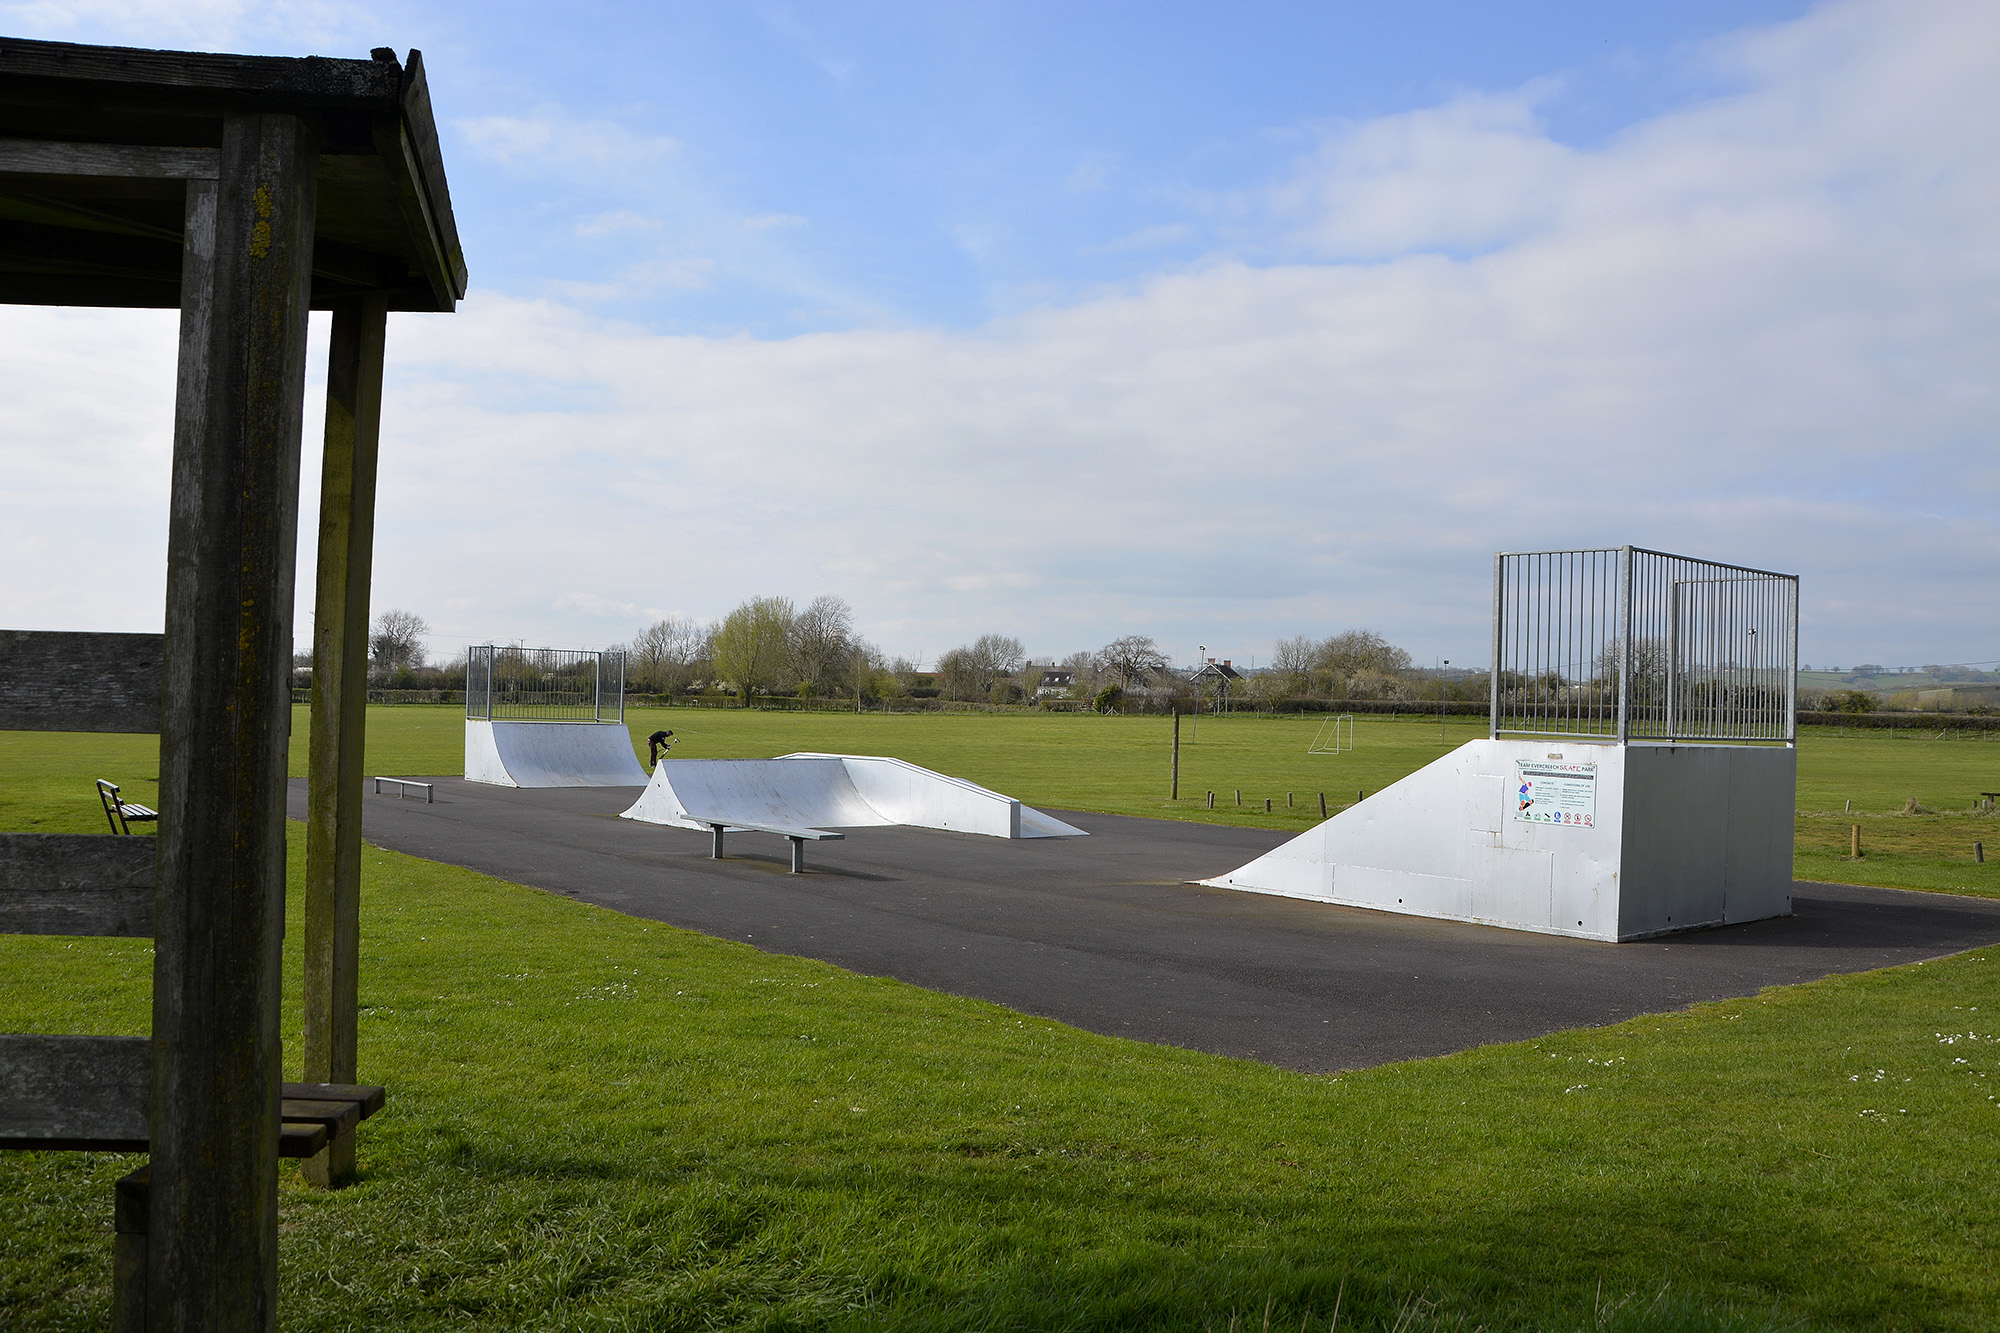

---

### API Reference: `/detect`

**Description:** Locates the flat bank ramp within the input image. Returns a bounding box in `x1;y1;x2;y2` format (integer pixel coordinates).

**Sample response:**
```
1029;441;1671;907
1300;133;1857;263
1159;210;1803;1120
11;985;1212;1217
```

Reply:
466;719;649;788
620;753;1085;839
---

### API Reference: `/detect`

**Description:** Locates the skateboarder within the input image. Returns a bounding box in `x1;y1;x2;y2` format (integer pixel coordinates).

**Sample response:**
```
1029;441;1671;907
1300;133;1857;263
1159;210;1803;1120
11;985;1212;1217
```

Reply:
648;729;676;766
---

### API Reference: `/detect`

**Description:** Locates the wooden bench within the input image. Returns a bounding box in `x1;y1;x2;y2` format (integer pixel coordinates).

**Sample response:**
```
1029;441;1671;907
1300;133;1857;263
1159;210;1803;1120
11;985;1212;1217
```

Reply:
96;780;157;835
689;815;844;873
96;1082;386;1328
373;776;434;802
1980;791;1997;812
1;828;390;1325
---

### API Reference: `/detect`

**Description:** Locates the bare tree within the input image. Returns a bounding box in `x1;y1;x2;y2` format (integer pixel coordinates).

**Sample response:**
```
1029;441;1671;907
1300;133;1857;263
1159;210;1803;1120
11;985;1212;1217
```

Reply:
629;615;710;695
711;595;794;704
971;633;1025;675
1271;635;1316;694
789;594;856;696
934;633;1025;701
370;609;429;677
1094;634;1168;688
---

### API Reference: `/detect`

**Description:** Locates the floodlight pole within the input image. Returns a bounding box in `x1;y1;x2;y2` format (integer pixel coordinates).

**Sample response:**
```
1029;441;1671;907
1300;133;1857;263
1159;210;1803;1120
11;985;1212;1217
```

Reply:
1440;658;1449;745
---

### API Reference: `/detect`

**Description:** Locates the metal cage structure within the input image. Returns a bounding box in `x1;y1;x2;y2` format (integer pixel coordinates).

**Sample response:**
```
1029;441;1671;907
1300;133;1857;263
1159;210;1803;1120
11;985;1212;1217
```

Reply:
466;644;626;723
1490;547;1798;745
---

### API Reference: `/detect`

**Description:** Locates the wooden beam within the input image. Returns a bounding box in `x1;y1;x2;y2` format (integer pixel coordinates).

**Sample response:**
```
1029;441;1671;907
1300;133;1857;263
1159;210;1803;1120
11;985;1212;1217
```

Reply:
301;294;387;1188
0;833;155;936
151;110;317;1333
0;630;162;733
394;51;467;300
0;38;401;102
0;1034;150;1150
0;138;218;179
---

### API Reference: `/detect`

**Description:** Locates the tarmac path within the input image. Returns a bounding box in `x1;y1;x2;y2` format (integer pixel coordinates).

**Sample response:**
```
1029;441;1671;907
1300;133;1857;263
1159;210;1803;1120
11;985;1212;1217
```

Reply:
291;777;2000;1072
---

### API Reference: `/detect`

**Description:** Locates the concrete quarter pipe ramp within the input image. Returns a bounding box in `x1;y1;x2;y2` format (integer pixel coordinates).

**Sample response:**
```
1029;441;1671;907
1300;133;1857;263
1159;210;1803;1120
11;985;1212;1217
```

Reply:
620;753;1087;840
465;719;650;788
1203;738;1794;941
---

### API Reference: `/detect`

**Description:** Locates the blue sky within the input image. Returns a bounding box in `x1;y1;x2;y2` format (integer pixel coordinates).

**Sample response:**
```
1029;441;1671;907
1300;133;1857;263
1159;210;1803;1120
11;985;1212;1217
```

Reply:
1;0;1993;672
433;1;1819;335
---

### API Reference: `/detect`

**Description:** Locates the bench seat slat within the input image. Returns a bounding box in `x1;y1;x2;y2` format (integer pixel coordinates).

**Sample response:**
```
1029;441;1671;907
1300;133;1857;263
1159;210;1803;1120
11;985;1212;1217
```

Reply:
281;1081;386;1118
279;1122;330;1158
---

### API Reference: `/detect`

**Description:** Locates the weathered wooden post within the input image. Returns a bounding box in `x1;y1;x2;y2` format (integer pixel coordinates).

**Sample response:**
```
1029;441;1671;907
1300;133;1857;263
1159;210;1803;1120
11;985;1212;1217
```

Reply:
0;36;465;1331
303;294;389;1188
152;109;319;1330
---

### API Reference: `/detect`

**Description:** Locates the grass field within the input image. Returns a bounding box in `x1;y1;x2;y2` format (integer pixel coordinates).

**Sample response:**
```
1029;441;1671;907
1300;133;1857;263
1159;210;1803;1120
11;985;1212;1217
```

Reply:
6;706;1992;895
2;829;1996;1331
4;710;1998;1330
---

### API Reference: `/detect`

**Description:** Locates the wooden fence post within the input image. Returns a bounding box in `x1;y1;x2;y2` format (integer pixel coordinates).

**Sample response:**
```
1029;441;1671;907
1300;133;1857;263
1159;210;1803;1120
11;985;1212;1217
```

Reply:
152;110;317;1332
302;294;388;1189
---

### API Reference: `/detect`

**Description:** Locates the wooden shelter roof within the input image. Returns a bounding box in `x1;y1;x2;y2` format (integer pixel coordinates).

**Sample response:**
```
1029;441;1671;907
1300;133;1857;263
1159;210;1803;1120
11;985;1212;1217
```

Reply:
0;36;466;311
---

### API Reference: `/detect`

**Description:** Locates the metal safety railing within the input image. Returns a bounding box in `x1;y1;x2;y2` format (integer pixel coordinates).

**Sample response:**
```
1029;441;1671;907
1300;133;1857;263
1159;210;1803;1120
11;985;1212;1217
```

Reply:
465;645;625;723
1490;547;1797;745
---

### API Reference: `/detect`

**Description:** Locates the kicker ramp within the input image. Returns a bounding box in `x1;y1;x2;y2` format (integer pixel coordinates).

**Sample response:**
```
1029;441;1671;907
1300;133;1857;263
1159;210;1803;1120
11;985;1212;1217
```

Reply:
465;719;649;788
1203;739;1793;941
620;753;1086;839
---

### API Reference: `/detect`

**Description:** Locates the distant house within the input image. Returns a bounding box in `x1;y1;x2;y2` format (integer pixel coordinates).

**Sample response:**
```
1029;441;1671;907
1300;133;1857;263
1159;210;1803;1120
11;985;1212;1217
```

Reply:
1189;658;1242;709
1032;666;1074;699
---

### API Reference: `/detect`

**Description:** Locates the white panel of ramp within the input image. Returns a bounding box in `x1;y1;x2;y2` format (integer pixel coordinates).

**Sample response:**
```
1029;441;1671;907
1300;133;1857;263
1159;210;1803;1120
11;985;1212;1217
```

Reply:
465;719;649;788
620;753;1085;839
1203;739;1792;941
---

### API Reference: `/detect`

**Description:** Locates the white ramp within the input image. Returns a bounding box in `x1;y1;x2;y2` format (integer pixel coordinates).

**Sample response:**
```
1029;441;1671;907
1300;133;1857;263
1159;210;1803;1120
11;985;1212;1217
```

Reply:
465;719;649;788
1203;738;1793;941
620;753;1086;840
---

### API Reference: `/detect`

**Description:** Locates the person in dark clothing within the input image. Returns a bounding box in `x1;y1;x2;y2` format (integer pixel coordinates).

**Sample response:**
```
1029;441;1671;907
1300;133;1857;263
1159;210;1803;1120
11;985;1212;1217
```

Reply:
647;729;676;766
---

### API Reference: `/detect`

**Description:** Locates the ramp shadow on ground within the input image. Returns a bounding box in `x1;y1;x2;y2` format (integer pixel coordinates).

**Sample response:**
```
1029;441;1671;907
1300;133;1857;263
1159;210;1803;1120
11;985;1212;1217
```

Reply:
290;778;2000;1072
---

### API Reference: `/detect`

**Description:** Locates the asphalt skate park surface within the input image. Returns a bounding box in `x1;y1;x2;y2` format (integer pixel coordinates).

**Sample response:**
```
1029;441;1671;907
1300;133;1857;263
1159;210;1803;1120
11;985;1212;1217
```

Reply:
290;777;2000;1073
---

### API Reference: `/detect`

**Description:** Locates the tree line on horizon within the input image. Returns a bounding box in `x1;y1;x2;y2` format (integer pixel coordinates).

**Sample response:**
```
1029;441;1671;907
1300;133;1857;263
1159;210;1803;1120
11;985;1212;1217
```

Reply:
302;600;1480;711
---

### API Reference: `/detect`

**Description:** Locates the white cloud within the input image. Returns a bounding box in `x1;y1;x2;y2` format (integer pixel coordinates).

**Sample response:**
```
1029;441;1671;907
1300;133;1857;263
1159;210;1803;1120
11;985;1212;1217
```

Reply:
0;0;384;53
2;0;1992;670
576;210;661;238
459;110;678;175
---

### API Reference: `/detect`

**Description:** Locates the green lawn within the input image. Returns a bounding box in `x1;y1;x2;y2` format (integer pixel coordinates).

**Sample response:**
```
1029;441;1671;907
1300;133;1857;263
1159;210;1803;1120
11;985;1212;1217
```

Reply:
5;711;1998;1329
11;706;1989;895
2;831;1995;1331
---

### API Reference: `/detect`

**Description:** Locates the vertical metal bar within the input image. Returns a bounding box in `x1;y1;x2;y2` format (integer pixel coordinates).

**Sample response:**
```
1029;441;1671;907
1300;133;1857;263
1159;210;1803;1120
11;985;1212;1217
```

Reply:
1490;553;1502;739
1786;575;1798;743
1615;546;1632;744
1666;579;1678;743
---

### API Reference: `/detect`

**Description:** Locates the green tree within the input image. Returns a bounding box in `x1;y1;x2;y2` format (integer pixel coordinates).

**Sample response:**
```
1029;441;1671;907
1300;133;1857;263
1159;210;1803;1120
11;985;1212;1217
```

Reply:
711;596;794;705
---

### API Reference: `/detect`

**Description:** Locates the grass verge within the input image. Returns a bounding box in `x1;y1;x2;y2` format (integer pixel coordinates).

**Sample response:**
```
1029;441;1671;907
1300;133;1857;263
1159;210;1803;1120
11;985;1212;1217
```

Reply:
3;830;1998;1330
